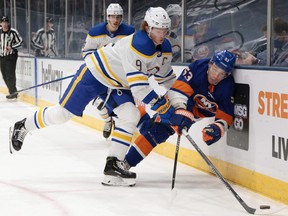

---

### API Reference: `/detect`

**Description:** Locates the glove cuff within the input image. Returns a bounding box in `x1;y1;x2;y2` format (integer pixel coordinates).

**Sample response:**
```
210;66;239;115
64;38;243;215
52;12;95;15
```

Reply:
175;109;194;121
214;122;225;137
215;119;228;131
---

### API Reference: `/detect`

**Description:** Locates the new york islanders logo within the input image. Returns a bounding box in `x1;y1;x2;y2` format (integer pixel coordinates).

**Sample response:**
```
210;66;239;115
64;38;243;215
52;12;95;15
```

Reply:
192;45;210;60
194;94;218;113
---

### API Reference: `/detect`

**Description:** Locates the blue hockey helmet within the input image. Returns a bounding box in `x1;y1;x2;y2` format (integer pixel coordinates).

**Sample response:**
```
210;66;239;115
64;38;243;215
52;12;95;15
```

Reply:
211;50;236;74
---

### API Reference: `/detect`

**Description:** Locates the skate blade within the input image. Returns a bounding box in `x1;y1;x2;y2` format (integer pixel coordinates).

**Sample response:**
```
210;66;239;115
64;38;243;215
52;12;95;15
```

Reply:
9;126;15;154
6;98;18;102
101;175;136;187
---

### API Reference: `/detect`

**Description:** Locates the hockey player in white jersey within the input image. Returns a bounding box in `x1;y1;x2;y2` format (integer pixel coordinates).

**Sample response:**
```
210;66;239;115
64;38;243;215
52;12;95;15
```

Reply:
82;3;135;139
165;4;194;62
82;3;135;58
166;4;182;62
10;7;176;187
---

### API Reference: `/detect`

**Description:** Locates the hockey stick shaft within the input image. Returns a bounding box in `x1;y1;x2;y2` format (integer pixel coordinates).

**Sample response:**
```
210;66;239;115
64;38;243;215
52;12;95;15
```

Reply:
8;74;74;97
171;135;181;190
182;129;256;214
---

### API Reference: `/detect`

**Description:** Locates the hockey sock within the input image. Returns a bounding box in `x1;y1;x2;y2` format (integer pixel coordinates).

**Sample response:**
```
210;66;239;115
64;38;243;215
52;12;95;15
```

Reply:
125;122;174;167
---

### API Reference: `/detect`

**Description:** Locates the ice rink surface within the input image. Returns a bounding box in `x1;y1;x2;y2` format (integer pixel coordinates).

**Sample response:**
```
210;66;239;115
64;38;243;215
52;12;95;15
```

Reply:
0;93;287;216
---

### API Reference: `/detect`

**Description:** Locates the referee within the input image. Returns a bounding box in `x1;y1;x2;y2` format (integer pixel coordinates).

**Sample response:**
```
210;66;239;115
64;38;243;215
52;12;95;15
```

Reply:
0;16;23;99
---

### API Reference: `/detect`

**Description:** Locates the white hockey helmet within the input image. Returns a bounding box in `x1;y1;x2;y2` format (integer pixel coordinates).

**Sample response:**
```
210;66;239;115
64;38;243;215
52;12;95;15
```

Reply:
166;4;182;17
106;3;123;17
144;7;171;29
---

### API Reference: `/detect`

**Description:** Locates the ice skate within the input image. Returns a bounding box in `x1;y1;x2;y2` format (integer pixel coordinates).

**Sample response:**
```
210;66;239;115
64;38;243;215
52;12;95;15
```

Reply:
92;97;114;139
9;118;28;154
103;117;114;139
102;157;136;187
6;93;18;101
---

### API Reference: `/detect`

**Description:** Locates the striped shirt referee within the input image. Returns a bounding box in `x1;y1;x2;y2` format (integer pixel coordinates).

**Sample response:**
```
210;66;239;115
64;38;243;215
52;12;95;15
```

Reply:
0;16;23;99
31;17;58;57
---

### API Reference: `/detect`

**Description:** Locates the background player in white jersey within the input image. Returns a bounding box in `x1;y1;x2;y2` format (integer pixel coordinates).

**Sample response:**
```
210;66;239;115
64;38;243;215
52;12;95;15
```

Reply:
165;4;194;62
165;4;182;62
10;7;175;187
82;3;135;139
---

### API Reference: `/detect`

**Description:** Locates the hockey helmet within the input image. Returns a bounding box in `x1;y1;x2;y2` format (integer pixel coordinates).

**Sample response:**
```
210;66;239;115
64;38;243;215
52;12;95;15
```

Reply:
211;50;236;74
1;16;9;22
46;17;53;23
144;7;171;29
106;3;123;17
166;4;182;17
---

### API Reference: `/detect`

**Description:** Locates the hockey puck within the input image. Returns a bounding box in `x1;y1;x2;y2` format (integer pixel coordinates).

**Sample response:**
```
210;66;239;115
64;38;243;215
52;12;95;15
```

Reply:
260;205;271;209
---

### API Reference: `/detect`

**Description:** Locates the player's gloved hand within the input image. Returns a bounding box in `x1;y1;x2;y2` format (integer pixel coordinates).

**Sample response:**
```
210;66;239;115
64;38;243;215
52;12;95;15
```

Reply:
202;123;224;145
137;114;154;135
136;104;153;134
170;109;194;135
151;95;174;125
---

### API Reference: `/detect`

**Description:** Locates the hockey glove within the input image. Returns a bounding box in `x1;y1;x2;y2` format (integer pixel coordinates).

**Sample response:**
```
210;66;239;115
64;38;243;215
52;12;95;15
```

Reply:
151;95;175;125
202;123;224;145
137;113;154;135
170;109;194;135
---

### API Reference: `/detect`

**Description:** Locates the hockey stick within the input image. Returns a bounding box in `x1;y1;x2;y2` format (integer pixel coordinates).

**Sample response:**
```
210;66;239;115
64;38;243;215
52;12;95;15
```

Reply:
171;135;181;190
7;74;74;98
182;129;272;214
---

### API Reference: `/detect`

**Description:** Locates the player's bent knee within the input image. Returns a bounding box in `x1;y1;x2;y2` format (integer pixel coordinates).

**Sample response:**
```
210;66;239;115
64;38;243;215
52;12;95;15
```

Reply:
114;102;140;132
45;104;74;125
147;122;174;144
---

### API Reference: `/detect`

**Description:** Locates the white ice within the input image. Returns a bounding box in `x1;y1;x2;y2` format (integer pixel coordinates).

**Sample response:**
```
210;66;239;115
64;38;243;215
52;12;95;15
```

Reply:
0;93;287;216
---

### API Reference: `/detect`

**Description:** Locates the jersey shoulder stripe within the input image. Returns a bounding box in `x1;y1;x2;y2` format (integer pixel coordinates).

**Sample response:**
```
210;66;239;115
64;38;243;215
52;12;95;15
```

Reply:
130;30;172;58
130;30;157;58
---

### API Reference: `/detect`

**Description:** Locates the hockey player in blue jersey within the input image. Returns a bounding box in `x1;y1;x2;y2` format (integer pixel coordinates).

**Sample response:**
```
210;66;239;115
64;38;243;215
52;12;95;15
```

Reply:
82;3;135;139
124;50;236;175
9;7;175;186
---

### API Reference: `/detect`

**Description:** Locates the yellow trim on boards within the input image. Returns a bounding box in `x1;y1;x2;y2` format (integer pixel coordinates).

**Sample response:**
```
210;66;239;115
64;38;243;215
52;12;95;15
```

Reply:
0;88;8;95
154;142;288;205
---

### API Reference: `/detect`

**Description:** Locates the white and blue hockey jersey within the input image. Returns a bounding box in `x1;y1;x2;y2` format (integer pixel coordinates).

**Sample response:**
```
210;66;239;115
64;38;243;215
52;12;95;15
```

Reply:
82;22;135;58
85;30;176;105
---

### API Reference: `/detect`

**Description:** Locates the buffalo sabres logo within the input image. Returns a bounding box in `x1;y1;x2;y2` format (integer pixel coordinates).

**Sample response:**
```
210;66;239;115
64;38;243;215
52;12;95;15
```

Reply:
147;66;160;75
194;94;218;113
